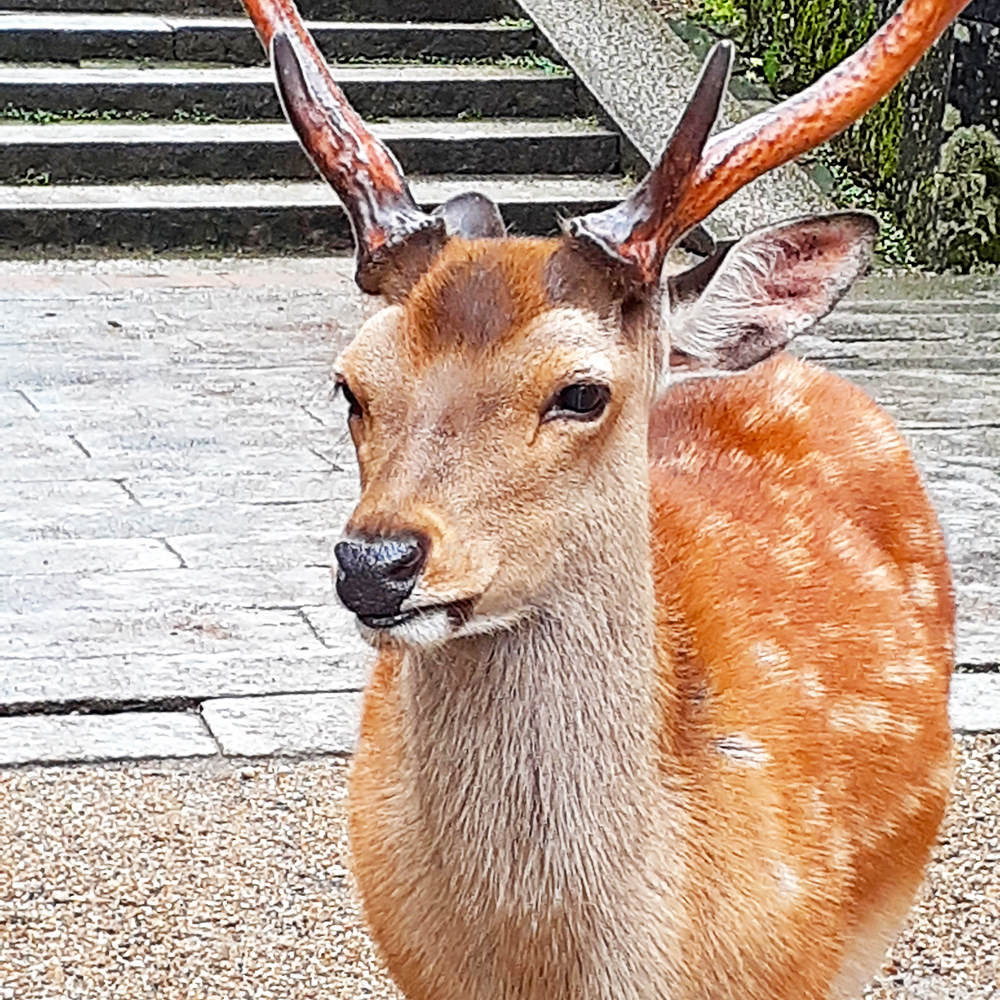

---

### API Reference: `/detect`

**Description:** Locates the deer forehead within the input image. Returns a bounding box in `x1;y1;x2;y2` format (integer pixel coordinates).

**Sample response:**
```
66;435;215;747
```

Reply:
340;271;636;409
404;237;554;353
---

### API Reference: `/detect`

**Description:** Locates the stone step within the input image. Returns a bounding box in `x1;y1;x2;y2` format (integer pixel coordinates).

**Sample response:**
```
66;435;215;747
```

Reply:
0;174;630;254
0;0;520;20
0;118;618;183
0;62;586;121
0;13;539;66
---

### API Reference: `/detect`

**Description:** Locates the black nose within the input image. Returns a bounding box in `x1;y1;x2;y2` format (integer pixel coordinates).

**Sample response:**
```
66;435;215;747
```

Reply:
334;533;429;622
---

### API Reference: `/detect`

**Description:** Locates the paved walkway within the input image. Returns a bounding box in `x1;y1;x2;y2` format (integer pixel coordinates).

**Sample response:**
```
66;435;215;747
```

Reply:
2;257;371;765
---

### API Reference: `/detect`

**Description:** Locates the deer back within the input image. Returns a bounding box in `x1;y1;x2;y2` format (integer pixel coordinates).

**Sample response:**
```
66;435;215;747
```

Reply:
647;351;953;998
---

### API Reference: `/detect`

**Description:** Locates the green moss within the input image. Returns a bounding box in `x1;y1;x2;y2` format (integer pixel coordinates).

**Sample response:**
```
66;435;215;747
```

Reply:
729;0;909;188
832;87;904;188
697;0;746;34
740;0;875;91
905;127;1000;271
0;105;220;125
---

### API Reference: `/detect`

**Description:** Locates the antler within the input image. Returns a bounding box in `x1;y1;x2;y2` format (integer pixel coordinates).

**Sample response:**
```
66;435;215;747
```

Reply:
564;42;733;282
568;0;972;287
241;0;444;294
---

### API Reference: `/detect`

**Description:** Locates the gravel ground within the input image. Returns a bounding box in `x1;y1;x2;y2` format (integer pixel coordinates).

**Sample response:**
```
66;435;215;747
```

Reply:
1;736;997;999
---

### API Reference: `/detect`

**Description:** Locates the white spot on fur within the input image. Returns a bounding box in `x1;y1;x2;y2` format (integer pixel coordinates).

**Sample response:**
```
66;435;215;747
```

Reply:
827;515;905;592
800;671;827;700
902;515;933;547
929;754;955;794
752;640;790;672
715;734;769;767
827;518;868;568
769;514;816;576
700;511;736;534
828;699;918;737
883;653;938;684
773;861;801;896
907;565;938;608
769;381;811;422
659;442;702;476
898;790;928;818
863;560;898;590
741;402;768;430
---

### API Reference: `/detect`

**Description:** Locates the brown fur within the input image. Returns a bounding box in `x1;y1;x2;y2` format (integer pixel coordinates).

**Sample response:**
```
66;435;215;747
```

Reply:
339;237;953;1000
405;238;558;354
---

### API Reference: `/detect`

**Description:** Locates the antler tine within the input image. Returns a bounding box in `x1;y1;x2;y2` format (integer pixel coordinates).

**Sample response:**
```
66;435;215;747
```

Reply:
564;41;734;287
241;0;444;294
674;0;972;237
565;0;970;291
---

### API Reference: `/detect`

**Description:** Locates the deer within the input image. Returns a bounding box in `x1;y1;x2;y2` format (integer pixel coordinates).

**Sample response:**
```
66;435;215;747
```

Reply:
240;1;965;997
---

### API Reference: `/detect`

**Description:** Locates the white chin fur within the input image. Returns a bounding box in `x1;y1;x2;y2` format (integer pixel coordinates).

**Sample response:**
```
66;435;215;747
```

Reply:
357;607;524;650
359;608;453;648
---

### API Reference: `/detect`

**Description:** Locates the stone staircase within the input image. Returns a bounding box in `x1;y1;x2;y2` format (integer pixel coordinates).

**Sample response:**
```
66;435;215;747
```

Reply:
0;0;630;254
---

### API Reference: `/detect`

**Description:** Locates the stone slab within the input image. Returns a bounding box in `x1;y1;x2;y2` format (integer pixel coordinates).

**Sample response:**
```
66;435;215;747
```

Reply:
0;498;353;557
201;690;363;756
823;369;1000;429
0;118;619;183
0;536;180;576
0;710;217;766
0;650;367;713
173;19;538;66
0;14;538;65
0;603;323;662
0;176;631;254
950;673;1000;733
0;0;521;20
0;175;631;211
0;564;335;612
956;620;999;671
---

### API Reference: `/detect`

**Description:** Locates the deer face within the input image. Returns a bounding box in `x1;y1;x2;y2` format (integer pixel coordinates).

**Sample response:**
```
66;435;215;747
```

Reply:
334;239;659;648
332;215;877;648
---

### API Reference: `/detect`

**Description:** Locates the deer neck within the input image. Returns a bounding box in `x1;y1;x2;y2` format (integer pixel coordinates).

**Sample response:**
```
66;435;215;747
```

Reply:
398;478;667;918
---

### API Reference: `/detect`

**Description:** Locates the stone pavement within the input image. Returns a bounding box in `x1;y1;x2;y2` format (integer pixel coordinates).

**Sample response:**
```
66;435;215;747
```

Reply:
0;256;999;769
1;256;370;766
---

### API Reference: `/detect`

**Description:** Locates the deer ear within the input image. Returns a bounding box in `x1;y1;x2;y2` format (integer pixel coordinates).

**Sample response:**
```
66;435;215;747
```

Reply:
432;192;506;239
666;212;877;372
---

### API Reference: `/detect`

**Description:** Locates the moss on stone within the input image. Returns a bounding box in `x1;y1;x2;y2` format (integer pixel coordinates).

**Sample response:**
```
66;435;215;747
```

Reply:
905;127;1000;271
732;0;908;189
833;88;904;189
708;0;998;271
739;0;875;93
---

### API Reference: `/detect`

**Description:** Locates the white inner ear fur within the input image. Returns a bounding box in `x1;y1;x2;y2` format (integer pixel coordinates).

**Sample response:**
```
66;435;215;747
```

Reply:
664;212;878;376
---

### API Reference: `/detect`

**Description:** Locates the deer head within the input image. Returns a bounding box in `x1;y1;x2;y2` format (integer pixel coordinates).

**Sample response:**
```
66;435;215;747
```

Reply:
240;0;968;648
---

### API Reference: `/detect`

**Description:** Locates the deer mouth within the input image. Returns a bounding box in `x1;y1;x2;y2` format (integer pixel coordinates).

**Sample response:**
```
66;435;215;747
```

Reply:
357;600;474;637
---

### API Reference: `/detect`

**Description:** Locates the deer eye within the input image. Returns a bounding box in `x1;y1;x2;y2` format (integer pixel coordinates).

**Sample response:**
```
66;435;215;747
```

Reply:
337;379;363;420
545;383;611;422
